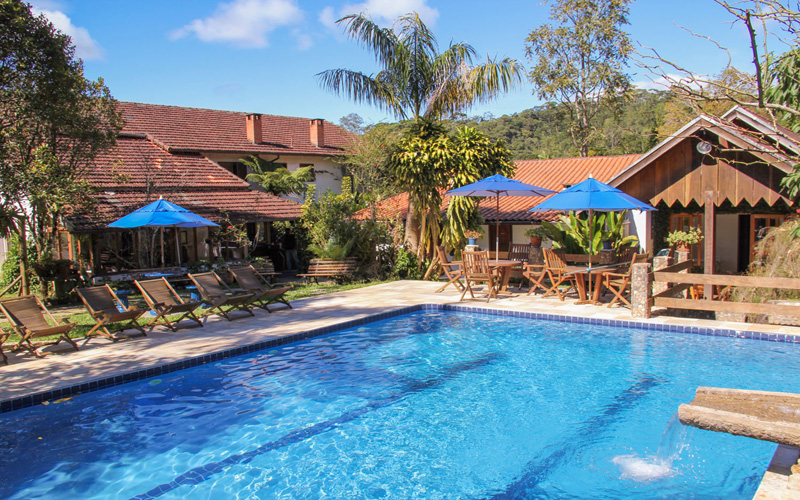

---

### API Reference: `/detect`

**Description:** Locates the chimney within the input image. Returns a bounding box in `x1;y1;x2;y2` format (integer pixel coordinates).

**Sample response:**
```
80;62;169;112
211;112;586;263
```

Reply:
310;118;324;147
246;113;262;144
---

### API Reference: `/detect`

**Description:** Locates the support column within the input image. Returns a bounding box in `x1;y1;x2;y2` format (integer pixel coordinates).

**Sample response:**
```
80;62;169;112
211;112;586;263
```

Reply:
704;190;715;299
631;262;653;319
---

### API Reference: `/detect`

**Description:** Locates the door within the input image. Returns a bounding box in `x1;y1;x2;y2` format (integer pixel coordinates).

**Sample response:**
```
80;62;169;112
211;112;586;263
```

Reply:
488;225;512;257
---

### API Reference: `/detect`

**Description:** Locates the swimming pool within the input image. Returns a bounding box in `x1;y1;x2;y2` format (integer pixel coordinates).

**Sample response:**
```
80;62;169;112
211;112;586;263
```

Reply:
1;310;797;499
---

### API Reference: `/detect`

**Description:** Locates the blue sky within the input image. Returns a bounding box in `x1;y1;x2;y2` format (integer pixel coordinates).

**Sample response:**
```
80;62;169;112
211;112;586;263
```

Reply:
30;0;765;125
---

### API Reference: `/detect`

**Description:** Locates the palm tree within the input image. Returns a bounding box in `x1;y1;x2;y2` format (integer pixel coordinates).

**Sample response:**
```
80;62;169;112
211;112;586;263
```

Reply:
318;12;524;251
318;13;523;121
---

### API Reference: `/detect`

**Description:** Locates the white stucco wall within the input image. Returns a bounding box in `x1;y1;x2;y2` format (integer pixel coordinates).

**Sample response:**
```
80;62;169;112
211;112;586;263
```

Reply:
715;214;739;273
629;210;652;253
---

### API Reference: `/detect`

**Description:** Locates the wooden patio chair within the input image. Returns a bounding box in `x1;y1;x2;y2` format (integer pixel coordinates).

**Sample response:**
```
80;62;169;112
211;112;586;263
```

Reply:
603;253;649;307
616;245;639;265
0;295;78;358
434;245;464;293
542;248;579;301
0;327;10;364
522;262;549;296
228;266;292;312
459;251;500;302
76;285;146;341
135;278;204;331
508;243;532;288
188;271;255;321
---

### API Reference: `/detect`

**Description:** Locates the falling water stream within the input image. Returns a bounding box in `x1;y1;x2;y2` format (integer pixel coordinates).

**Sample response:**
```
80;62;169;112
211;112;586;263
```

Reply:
613;413;692;482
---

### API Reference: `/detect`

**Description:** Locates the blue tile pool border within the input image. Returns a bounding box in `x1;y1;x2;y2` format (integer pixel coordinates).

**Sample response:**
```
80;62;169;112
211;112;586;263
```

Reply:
2;303;799;414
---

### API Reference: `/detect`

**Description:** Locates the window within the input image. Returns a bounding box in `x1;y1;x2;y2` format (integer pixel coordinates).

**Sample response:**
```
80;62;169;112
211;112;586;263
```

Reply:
299;163;315;181
219;161;247;180
669;213;703;266
750;214;786;257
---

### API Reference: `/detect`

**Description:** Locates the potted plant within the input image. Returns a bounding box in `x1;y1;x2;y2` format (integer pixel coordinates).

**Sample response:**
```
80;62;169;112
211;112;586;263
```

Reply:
666;227;703;252
524;226;549;247
465;230;483;246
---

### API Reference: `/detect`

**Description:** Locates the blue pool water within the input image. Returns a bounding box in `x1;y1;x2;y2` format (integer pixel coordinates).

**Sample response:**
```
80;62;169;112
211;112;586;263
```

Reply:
1;310;799;499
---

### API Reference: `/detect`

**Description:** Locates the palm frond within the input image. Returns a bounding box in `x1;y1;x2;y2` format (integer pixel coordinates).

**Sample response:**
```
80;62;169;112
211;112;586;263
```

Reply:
316;69;401;116
337;14;398;67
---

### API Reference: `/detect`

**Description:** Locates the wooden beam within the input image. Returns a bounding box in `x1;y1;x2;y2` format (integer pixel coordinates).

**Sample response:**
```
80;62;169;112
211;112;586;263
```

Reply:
653;272;800;289
654;297;800;317
704;191;715;285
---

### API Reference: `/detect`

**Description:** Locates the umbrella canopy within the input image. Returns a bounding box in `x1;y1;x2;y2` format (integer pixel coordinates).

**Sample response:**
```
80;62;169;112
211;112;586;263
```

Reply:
529;177;655;213
446;174;555;260
108;198;219;267
108;198;219;229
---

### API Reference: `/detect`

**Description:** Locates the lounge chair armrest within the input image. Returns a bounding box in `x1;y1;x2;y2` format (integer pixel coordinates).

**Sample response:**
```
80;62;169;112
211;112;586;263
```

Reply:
59;317;73;325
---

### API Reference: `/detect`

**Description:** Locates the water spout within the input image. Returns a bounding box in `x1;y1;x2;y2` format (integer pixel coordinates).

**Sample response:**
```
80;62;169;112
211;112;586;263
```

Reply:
613;413;690;482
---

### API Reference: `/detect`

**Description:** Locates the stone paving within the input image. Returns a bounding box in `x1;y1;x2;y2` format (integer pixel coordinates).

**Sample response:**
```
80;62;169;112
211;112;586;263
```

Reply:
2;279;800;403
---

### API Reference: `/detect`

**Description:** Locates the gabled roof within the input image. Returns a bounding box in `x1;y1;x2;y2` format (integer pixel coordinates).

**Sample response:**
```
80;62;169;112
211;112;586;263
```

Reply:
359;154;639;222
118;102;352;156
66;136;301;232
608;106;800;189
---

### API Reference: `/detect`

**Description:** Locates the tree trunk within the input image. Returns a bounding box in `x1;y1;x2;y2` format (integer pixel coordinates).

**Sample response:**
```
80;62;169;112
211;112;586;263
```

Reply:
19;224;29;296
404;199;421;253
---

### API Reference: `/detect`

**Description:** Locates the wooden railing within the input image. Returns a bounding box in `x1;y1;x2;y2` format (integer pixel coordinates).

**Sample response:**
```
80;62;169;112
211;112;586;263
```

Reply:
632;261;800;320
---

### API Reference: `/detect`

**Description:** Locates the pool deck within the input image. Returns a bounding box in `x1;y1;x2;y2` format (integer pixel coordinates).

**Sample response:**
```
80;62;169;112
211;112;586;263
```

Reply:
3;280;800;498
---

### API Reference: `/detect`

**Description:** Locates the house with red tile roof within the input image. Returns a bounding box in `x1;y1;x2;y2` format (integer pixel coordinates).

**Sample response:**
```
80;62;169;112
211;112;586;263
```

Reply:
362;106;798;273
59;102;353;271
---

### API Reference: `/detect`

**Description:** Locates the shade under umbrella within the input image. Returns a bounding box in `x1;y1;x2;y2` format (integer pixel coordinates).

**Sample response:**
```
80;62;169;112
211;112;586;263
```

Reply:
447;174;555;261
108;198;219;266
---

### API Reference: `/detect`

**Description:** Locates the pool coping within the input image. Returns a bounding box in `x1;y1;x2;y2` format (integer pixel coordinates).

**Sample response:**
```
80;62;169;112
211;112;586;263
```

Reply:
2;301;798;414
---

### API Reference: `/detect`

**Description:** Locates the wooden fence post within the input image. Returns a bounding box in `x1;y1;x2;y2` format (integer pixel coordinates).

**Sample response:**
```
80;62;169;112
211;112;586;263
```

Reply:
631;262;652;319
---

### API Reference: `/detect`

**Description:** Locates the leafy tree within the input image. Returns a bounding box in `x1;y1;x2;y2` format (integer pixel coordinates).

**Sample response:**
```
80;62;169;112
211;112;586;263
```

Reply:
338;113;367;134
318;12;523;252
334;123;401;220
0;1;122;294
242;155;314;197
525;0;633;156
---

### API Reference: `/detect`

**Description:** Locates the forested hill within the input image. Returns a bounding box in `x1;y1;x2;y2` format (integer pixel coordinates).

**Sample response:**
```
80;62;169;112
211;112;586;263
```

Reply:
448;89;672;160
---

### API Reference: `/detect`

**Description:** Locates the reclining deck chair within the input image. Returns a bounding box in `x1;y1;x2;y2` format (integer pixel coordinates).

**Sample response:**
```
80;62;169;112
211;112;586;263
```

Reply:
434;245;464;293
135;278;204;331
0;295;78;359
228;266;292;312
188;272;255;320
460;251;500;302
542;248;579;301
77;285;146;341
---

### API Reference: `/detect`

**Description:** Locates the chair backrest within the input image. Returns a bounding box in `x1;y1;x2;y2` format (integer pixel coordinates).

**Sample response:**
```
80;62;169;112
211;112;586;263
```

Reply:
436;245;451;265
616;246;637;265
230;267;265;291
77;285;120;316
543;248;568;270
136;278;183;307
0;296;53;332
190;272;230;297
509;244;531;262
462;251;492;278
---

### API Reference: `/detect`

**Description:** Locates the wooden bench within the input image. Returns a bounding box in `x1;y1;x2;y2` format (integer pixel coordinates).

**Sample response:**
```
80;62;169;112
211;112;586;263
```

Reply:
297;259;357;283
249;259;280;282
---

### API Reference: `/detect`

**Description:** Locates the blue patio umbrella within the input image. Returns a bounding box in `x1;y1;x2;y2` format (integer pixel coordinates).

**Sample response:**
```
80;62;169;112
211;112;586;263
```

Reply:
530;176;656;292
446;174;555;260
108;197;219;266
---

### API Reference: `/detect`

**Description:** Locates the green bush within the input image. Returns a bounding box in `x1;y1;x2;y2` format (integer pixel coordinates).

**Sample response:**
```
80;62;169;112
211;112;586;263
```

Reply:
394;247;422;279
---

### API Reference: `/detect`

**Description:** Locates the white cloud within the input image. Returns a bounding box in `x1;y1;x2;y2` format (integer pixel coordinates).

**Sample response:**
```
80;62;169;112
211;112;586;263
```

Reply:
171;0;303;48
292;30;313;50
634;73;706;92
320;0;439;30
32;8;104;60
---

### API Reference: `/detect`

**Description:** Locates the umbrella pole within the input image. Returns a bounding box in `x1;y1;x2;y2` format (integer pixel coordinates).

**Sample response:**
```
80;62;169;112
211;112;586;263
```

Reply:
160;227;165;268
588;208;593;303
176;228;181;266
495;194;500;262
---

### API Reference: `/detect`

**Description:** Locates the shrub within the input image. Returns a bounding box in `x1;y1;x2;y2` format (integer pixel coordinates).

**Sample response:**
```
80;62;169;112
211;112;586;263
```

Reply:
394;247;422;279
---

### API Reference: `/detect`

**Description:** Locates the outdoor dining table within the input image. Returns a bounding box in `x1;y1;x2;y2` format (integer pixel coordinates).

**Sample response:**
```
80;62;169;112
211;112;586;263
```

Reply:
489;259;524;293
564;263;620;305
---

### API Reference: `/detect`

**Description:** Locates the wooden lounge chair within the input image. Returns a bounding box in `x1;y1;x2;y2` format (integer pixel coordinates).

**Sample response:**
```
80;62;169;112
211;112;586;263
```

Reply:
542;248;579;301
0;327;10;365
0;295;78;358
603;253;649;307
460;250;500;302
77;285;146;341
135;278;204;331
434;245;464;293
188;271;255;320
228;266;292;312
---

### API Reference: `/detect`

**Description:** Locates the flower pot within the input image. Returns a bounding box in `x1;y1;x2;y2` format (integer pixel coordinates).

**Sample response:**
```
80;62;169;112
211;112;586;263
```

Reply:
602;241;613;250
677;243;690;252
468;238;477;245
529;236;542;247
